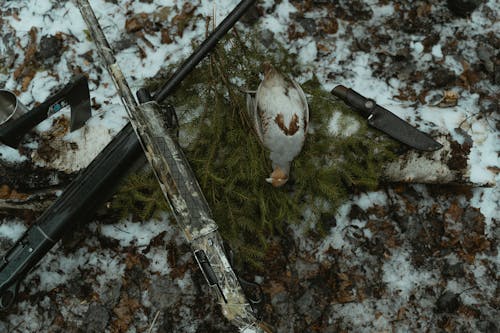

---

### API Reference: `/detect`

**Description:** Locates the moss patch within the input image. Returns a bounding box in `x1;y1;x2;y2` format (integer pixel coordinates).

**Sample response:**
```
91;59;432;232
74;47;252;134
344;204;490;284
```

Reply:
113;31;396;268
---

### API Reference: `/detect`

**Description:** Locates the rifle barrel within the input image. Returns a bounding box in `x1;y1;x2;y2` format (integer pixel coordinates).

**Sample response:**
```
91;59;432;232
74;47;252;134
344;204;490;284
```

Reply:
153;0;256;103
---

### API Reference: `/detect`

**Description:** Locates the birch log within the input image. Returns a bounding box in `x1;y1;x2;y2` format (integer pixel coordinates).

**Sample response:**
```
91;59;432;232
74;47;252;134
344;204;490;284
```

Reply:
0;131;492;214
381;134;493;186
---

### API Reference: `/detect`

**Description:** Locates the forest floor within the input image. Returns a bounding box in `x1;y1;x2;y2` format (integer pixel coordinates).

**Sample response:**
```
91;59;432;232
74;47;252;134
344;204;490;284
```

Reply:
0;0;498;332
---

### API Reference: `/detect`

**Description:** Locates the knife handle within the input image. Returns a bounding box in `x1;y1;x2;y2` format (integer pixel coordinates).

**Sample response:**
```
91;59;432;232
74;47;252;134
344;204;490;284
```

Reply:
331;85;375;119
0;76;87;148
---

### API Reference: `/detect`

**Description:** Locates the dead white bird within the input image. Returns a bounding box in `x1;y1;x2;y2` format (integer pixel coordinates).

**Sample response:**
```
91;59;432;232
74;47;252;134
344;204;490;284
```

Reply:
246;63;309;187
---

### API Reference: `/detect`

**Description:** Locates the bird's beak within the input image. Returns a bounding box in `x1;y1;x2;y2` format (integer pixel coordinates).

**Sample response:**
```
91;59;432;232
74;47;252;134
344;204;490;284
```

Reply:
263;62;274;78
265;177;273;184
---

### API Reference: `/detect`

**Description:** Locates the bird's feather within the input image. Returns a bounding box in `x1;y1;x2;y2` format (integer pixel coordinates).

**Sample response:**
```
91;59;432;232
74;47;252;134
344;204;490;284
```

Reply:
246;92;264;144
292;79;309;133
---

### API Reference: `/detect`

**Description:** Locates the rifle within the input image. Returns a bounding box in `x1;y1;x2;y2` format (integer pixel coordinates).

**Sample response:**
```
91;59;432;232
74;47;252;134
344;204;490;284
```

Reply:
1;0;266;331
75;0;262;329
0;123;141;308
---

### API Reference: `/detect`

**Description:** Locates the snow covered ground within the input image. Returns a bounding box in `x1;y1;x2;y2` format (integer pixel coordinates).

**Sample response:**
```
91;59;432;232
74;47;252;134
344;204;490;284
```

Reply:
0;0;498;332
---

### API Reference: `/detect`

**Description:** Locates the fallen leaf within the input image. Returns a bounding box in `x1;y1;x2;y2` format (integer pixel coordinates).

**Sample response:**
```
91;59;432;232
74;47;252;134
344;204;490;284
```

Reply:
0;185;10;199
161;28;173;44
111;295;141;333
321;18;338;34
337;290;355;303
21;73;34;91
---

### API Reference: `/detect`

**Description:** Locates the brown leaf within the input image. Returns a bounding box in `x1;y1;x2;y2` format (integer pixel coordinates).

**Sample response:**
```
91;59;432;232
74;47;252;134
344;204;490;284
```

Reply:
287;24;307;40
356;288;367;302
161;28;173;44
14;27;38;82
21;73;34;92
394;87;418;102
125;17;143;33
52;313;65;327
317;43;329;53
149;231;167;248
112;295;141;333
397;306;406;320
445;200;463;223
336;290;355;303
49;115;70;138
12;11;21;21
0;185;10;199
0;185;28;200
153;7;171;22
9;189;28;200
172;3;198;37
418;89;429;104
459;252;476;264
320;18;338;34
366;204;388;217
125;13;150;33
458;304;480;318
442;317;455;332
124;252;149;270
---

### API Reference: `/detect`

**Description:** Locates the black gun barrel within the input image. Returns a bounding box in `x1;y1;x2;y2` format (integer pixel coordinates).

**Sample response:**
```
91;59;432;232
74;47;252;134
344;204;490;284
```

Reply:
152;0;256;103
0;123;142;309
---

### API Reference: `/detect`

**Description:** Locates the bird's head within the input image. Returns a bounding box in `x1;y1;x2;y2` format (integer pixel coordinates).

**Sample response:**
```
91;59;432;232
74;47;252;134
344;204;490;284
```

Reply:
265;167;288;187
262;62;277;79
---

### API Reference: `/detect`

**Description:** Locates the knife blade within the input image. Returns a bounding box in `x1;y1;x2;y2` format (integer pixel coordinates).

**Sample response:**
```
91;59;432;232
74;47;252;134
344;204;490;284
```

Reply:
331;85;443;151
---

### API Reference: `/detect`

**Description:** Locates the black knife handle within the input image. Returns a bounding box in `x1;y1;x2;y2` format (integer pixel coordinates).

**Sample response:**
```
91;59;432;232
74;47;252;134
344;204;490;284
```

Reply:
0;75;87;148
0;123;142;310
331;85;376;119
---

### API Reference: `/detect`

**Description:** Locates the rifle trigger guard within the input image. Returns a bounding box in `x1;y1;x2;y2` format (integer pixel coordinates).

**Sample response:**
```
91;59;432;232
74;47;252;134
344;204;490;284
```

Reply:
194;250;227;303
0;282;19;311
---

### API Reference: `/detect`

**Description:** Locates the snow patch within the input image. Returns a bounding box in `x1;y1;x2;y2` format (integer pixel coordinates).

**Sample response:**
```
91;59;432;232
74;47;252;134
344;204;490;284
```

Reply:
0;220;27;241
383;251;437;298
100;215;172;247
0;145;28;163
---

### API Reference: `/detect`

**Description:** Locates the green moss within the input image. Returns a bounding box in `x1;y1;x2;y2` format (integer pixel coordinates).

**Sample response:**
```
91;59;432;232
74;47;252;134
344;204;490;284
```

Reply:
115;31;396;268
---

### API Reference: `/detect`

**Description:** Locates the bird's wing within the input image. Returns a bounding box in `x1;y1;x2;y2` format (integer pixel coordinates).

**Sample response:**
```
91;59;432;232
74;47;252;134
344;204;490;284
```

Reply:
246;92;264;144
292;79;309;134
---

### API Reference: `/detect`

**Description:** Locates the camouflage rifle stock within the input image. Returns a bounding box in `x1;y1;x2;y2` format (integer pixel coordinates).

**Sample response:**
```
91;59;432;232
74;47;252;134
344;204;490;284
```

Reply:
76;0;267;331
